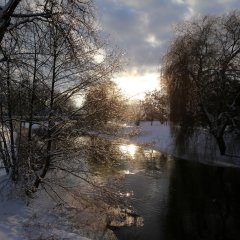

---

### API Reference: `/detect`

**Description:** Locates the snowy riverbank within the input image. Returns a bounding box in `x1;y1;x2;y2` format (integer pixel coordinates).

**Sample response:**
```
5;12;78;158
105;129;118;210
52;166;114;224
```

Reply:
0;175;93;240
0;174;122;240
126;121;240;168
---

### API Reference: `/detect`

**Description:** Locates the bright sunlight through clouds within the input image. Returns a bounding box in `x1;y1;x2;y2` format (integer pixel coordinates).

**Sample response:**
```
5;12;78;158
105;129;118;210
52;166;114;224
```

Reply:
114;72;160;100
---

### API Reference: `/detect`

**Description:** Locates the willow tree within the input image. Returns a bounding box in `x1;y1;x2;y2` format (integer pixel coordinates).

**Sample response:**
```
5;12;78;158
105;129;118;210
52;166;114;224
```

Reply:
162;11;240;155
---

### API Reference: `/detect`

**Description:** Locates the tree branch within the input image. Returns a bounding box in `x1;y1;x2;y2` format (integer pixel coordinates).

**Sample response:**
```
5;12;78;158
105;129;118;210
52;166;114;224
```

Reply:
0;0;21;43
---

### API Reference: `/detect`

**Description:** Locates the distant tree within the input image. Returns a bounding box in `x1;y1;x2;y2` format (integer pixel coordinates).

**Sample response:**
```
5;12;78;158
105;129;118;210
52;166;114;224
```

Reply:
80;81;127;132
126;100;144;126
142;90;168;125
162;11;240;155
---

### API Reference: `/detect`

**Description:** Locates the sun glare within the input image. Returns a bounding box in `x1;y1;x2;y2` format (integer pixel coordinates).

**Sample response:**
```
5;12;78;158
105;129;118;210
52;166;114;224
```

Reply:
114;72;160;100
120;144;138;158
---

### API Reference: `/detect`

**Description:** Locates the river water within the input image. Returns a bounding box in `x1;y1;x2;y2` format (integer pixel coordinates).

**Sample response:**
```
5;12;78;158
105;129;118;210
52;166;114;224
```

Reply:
110;144;240;240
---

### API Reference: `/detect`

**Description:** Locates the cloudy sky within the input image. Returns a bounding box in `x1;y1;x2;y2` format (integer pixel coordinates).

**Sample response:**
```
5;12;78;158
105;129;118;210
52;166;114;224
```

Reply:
95;0;240;99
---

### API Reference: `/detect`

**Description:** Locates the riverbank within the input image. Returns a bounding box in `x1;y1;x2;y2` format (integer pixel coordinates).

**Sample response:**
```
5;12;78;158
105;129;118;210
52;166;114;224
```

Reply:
0;124;140;240
0;174;125;240
125;121;240;168
1;162;136;240
0;174;93;240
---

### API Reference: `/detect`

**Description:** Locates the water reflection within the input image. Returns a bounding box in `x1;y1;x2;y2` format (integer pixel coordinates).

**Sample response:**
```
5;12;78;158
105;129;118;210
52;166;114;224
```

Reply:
143;149;160;158
113;148;240;240
119;144;138;159
122;170;136;175
76;137;240;240
113;152;171;240
166;161;240;240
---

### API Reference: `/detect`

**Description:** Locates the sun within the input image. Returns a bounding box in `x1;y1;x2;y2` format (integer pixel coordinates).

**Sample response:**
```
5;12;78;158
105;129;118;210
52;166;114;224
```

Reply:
114;71;160;100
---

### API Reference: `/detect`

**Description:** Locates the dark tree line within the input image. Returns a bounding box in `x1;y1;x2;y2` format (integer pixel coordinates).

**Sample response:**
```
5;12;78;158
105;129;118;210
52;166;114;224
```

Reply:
162;11;240;155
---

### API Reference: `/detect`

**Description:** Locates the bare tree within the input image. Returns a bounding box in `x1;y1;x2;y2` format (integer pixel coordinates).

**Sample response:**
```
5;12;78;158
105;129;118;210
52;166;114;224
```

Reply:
0;0;124;200
0;0;21;44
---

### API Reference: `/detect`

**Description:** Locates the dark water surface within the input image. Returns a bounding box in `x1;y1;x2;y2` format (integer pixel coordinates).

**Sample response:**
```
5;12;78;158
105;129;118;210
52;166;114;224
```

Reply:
113;146;240;240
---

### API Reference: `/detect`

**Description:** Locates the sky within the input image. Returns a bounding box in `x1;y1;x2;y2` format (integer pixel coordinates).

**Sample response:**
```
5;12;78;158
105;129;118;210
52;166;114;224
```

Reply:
95;0;240;99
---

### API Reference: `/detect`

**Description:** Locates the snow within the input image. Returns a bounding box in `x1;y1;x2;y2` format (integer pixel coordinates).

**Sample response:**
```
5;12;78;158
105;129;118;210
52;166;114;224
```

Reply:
0;172;29;240
0;167;119;240
0;173;92;240
127;121;240;167
20;122;47;129
0;197;29;240
130;122;173;151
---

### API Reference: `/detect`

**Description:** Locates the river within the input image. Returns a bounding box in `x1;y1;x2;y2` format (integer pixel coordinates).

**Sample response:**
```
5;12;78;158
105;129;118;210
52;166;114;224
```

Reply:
108;143;240;240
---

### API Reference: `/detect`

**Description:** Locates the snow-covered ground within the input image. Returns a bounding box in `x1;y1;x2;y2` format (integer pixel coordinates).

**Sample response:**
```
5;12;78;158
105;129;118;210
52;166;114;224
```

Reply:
0;123;92;239
0;174;92;240
0;193;29;240
127;121;240;167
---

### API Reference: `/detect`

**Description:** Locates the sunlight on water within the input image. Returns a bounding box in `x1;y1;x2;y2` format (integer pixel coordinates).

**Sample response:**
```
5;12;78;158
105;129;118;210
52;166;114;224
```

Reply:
143;149;161;158
119;191;134;197
120;144;138;159
123;170;136;175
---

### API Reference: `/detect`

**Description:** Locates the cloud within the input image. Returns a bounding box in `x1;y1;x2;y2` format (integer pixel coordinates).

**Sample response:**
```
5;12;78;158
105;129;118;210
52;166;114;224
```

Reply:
185;0;240;14
95;0;189;71
95;0;240;97
96;0;240;72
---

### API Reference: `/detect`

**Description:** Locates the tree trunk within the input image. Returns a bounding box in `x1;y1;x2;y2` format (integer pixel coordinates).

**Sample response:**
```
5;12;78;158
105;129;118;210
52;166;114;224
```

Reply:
35;30;57;188
215;134;226;155
0;0;21;44
28;42;38;142
201;105;227;156
0;102;10;173
6;60;18;181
